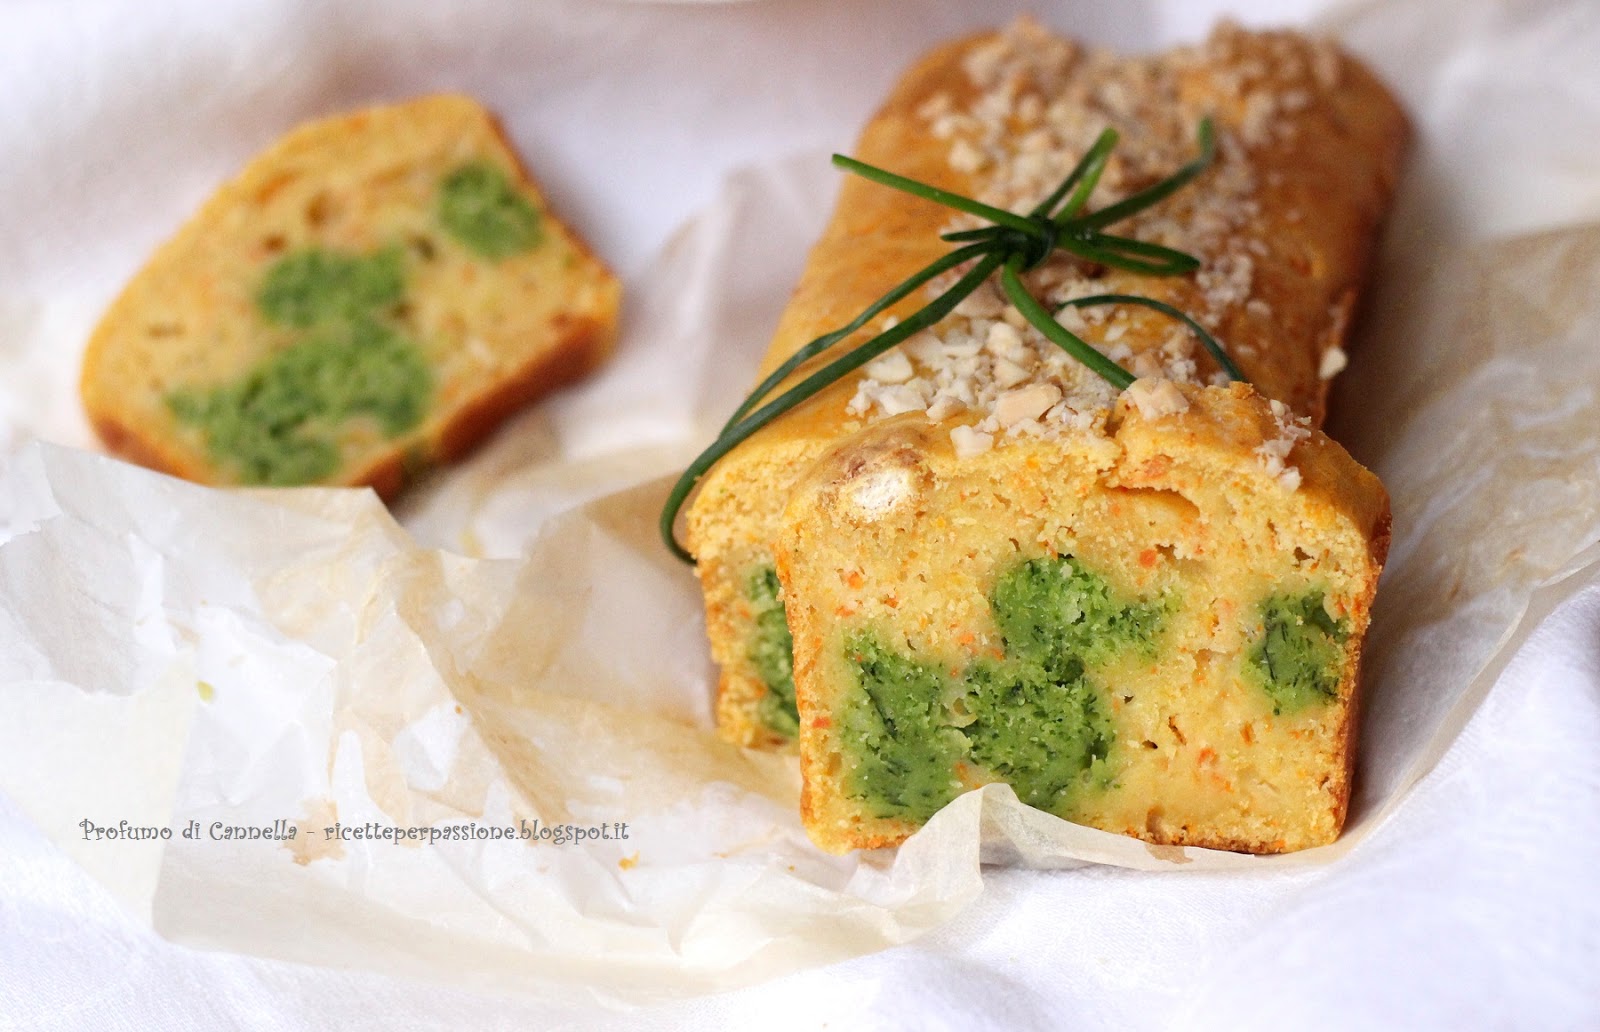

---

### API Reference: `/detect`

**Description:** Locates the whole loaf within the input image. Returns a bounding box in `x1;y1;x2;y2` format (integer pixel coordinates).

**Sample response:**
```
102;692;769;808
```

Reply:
684;20;1406;854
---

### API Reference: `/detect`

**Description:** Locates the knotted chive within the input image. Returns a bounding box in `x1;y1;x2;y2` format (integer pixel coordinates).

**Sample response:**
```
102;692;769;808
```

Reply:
727;127;1123;432
661;118;1241;564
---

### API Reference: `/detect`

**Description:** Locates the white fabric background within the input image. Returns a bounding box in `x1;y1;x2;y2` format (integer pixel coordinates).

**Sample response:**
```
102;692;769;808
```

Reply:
2;0;1598;1028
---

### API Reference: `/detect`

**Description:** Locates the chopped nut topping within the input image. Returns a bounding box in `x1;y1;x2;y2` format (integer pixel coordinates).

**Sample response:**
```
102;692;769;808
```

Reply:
864;349;916;384
950;424;996;458
1124;377;1191;420
843;19;1330;458
994;383;1063;427
1256;397;1313;491
1317;345;1348;380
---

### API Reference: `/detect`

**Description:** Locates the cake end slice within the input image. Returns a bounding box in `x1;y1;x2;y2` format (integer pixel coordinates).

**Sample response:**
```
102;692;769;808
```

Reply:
776;382;1388;854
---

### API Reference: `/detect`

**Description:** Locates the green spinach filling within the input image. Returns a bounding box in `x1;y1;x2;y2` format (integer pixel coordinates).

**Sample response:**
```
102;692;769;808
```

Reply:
840;632;969;818
1248;590;1349;715
166;162;543;485
168;315;430;485
840;556;1166;822
255;247;405;328
437;161;543;260
745;565;799;737
168;245;430;485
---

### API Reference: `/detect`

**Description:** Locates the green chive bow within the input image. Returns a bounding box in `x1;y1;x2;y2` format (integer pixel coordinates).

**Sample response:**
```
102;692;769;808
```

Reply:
661;118;1243;564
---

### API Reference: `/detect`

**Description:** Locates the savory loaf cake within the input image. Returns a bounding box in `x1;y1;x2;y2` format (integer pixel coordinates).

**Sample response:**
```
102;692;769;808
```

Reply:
81;94;619;497
681;20;1405;853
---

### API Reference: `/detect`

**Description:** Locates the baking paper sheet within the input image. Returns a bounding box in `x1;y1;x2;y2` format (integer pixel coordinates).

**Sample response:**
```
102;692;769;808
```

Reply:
2;0;1598;1006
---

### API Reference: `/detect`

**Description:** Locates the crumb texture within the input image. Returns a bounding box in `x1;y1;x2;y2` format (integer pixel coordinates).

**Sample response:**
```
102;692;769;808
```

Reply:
782;387;1388;855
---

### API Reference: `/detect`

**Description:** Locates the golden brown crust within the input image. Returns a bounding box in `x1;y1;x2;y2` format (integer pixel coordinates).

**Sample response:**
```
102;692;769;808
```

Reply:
80;94;619;496
746;24;1408;428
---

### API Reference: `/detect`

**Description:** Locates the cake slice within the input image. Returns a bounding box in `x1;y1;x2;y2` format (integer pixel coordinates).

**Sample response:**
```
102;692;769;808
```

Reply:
680;20;1406;852
81;94;619;497
776;383;1387;853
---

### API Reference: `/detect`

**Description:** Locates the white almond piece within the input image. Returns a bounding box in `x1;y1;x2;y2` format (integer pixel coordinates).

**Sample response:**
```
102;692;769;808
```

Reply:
849;467;914;518
950;425;994;458
1124;377;1191;420
1318;345;1348;379
948;138;986;173
926;394;966;422
992;357;1031;389
1130;351;1164;379
902;330;944;365
864;349;915;384
994;383;1061;428
954;282;1005;319
940;335;984;359
985;321;1027;362
877;383;927;416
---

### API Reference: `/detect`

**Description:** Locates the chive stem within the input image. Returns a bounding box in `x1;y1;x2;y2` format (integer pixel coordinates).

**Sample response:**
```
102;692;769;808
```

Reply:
831;155;1045;239
1055;293;1247;383
1048;128;1119;223
1075;118;1216;231
724;241;994;430
1000;256;1135;391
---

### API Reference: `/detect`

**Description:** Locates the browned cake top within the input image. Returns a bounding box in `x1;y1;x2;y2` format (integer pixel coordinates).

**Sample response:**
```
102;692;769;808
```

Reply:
763;19;1405;465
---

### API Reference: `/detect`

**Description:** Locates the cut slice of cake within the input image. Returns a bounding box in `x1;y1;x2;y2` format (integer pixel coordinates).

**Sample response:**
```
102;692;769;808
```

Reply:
81;94;619;498
774;383;1388;853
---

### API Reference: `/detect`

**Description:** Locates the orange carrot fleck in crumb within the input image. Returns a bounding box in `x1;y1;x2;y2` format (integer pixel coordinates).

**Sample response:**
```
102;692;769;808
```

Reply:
1241;723;1254;745
845;570;865;589
811;716;832;729
1138;548;1159;568
1197;747;1217;767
